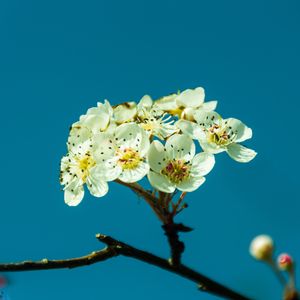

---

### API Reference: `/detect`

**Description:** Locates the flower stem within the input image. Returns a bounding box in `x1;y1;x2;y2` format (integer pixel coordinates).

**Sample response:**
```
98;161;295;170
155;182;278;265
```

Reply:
266;259;287;286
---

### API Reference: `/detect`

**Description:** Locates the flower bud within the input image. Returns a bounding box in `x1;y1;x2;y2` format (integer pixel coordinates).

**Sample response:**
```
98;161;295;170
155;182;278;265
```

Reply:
249;235;274;260
0;275;7;288
277;253;294;271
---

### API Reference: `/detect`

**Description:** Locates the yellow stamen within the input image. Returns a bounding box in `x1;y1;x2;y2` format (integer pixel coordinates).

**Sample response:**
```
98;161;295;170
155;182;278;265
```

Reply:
161;160;190;184
118;148;142;170
78;154;96;182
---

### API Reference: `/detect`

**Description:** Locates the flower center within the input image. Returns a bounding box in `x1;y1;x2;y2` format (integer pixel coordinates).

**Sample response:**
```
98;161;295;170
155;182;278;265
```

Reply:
161;160;190;184
140;122;155;131
118;148;142;170
207;124;230;146
78;154;96;182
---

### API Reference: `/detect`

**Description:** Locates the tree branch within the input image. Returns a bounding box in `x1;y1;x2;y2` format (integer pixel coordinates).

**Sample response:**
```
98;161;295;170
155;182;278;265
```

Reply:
162;222;192;266
0;233;251;300
0;247;117;271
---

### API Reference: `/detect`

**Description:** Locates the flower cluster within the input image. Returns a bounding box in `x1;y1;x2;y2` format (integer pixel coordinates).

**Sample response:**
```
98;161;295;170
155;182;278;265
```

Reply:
60;87;256;206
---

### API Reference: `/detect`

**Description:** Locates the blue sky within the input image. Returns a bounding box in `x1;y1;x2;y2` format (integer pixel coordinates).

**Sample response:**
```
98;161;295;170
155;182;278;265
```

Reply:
0;0;299;299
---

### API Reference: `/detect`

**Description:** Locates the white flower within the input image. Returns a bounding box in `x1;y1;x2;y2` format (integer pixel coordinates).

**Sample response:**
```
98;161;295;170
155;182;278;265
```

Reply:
136;95;178;139
178;111;257;163
60;137;109;206
154;87;217;120
72;100;114;135
249;235;274;261
113;101;137;124
93;123;150;183
147;134;215;193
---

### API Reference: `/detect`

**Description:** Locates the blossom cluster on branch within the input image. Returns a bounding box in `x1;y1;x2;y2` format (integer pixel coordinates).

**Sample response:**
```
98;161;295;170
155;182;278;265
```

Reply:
60;87;257;206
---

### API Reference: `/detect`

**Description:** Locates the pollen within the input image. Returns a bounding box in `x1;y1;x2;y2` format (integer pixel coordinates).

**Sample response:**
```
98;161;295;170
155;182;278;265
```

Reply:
141;122;155;131
207;124;231;146
117;148;142;170
77;154;96;182
161;160;190;184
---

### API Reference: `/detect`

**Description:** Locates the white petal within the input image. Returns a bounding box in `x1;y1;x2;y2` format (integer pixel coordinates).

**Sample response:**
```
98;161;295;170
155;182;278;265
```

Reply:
113;102;137;124
154;94;178;111
225;118;253;143
116;123;149;156
148;171;176;193
115;123;140;142
79;107;110;133
64;179;84;206
191;152;215;177
90;163;121;182
148;140;168;172
181;107;196;121
60;155;75;185
98;100;114;117
87;171;109;198
194;110;222;126
67;125;93;149
138;95;153;111
176;119;205;140
165;134;195;161
227;143;257;163
199;138;225;154
175;87;205;108
137;126;150;157
201;101;218;111
93;132;116;160
118;162;149;183
105;122;117;134
176;176;205;192
69;138;94;157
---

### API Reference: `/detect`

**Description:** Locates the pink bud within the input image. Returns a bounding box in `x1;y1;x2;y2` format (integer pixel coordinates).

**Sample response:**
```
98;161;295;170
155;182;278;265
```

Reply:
277;253;294;271
0;275;7;288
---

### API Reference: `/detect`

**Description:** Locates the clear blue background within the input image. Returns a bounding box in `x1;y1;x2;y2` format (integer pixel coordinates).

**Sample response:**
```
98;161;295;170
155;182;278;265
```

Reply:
0;0;299;299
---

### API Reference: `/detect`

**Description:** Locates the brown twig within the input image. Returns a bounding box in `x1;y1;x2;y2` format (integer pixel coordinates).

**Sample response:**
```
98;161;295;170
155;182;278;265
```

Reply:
0;247;117;271
0;233;251;300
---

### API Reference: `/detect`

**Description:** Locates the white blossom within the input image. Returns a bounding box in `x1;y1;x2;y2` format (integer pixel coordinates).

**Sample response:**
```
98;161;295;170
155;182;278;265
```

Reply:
60;137;109;206
147;134;215;193
72;100;114;135
177;111;257;163
136;95;178;139
60;87;257;205
93;123;150;183
154;87;217;120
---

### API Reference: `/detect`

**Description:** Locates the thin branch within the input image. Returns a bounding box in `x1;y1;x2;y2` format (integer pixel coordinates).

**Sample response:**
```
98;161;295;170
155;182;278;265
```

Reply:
0;233;251;300
0;247;117;271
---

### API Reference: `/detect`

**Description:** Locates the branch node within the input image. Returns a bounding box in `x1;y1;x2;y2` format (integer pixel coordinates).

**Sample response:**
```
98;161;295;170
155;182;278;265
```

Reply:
41;258;49;264
198;283;208;291
162;223;192;266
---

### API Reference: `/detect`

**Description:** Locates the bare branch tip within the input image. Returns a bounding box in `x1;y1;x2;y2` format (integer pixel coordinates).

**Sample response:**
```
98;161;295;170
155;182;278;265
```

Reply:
95;233;106;240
